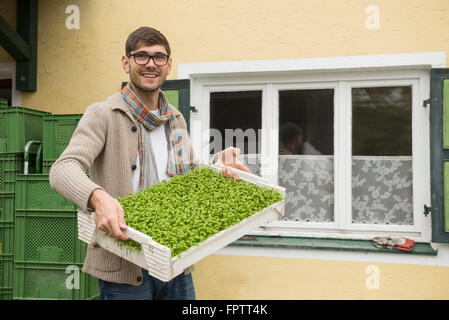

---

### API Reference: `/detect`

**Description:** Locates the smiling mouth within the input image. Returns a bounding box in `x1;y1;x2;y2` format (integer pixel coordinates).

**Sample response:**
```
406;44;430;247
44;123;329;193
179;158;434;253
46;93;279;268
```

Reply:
141;72;158;79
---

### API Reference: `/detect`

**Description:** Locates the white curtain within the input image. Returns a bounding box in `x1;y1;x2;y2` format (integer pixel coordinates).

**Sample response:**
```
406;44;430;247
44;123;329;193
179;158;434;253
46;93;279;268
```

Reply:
276;155;413;225
352;156;413;225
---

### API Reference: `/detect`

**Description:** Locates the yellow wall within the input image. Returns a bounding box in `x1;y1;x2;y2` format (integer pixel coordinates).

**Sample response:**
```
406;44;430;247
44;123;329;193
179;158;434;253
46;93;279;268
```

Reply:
0;0;448;113
193;254;449;300
2;0;449;299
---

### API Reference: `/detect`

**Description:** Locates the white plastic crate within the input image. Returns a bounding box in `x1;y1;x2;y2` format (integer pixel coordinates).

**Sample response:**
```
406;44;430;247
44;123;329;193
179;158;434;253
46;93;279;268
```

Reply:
77;162;285;282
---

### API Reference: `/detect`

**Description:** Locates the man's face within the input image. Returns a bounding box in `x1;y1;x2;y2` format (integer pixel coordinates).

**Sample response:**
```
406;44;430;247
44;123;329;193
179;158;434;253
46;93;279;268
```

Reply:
122;44;172;93
295;135;303;154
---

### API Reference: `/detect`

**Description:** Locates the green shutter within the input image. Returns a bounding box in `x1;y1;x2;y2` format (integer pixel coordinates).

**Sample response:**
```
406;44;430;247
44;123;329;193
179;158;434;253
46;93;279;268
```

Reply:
162;79;195;133
163;90;180;109
444;162;449;232
444;79;449;149
430;68;449;242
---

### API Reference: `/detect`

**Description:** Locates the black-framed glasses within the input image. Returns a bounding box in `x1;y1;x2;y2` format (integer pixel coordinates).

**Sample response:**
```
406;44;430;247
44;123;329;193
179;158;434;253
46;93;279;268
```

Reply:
127;53;170;66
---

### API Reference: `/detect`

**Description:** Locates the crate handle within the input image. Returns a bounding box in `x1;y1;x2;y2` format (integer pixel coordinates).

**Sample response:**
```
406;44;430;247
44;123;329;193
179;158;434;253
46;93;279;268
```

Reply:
36;143;42;174
37;246;63;262
207;161;268;182
38;283;60;299
24;140;42;174
78;209;154;246
124;226;153;244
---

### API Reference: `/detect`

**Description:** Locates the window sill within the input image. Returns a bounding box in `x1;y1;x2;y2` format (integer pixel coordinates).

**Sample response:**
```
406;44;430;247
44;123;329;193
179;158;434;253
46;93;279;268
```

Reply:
230;235;437;256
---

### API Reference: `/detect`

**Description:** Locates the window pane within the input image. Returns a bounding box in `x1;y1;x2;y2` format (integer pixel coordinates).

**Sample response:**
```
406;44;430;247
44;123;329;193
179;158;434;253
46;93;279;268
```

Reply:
352;86;412;156
352;86;413;225
210;91;262;173
278;89;334;222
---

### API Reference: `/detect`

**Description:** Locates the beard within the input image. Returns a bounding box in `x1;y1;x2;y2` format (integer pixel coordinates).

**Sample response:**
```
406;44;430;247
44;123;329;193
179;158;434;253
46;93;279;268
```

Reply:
128;65;167;93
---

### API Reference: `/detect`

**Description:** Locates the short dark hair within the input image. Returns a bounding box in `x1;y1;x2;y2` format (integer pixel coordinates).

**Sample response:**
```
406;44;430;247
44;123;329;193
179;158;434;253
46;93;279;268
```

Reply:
125;27;171;56
280;122;303;143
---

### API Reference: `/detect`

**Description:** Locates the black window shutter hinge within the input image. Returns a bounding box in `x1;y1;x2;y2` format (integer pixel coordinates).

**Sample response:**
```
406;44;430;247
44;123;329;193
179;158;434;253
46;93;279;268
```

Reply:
423;98;430;108
424;204;431;217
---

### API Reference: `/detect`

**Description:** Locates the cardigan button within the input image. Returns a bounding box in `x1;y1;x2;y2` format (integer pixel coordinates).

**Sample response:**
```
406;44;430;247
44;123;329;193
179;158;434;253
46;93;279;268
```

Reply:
131;126;137;132
131;164;137;171
136;276;142;282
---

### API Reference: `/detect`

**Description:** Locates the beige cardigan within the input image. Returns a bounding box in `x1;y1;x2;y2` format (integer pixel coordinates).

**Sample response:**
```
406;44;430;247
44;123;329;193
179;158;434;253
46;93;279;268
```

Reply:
49;92;196;285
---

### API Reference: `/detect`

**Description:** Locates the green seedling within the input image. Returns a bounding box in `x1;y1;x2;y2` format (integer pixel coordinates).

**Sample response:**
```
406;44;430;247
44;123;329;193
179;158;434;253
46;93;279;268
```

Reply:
117;167;283;257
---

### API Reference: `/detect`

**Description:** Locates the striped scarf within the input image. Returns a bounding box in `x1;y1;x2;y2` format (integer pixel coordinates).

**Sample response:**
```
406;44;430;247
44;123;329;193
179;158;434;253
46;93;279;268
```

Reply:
121;82;190;189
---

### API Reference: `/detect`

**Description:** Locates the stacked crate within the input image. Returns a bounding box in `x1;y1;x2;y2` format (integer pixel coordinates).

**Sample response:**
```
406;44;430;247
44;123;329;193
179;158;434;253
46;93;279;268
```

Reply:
0;108;98;300
42;114;82;173
0;165;14;299
13;174;98;300
0;106;48;300
0;154;22;299
11;113;99;300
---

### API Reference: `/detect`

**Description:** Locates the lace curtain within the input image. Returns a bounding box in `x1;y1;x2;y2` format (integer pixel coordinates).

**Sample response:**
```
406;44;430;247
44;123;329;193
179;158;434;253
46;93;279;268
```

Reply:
278;156;334;222
352;156;413;225
242;155;413;225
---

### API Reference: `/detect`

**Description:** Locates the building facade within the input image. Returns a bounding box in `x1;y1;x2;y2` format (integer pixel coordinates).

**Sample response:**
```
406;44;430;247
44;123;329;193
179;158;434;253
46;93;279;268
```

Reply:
1;0;449;299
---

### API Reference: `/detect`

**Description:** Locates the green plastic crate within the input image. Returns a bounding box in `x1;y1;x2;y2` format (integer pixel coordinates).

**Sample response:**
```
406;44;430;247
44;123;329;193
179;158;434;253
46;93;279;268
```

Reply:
0;153;24;193
0;288;12;300
15;174;77;211
42;159;54;174
0;254;13;300
0;153;38;194
43;114;82;161
0;193;14;223
0;222;14;255
13;262;99;300
0;106;50;153
0;153;38;223
14;175;85;265
14;210;87;264
0;98;7;107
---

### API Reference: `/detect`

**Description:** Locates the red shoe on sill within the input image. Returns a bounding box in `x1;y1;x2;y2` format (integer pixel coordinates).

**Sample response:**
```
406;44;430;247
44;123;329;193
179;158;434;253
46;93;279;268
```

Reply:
373;237;415;252
393;237;415;252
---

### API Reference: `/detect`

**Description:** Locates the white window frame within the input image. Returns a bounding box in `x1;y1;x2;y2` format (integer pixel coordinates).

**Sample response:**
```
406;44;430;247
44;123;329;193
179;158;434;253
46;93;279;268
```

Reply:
181;52;445;243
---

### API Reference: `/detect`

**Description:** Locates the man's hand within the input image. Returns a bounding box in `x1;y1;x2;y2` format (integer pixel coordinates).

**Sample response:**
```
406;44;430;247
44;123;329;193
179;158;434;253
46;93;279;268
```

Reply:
217;147;252;180
88;189;128;241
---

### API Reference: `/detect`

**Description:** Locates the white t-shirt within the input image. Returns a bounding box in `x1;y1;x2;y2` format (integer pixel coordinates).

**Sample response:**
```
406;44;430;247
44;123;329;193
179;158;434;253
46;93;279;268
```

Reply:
132;109;169;193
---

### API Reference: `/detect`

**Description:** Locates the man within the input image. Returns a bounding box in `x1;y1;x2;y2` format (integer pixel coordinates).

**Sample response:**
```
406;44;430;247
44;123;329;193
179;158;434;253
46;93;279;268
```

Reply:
279;122;303;155
279;122;323;155
49;26;250;300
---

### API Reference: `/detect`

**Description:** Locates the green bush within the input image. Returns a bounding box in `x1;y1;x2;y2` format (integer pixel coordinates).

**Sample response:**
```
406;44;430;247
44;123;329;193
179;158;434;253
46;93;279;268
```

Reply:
118;167;283;257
